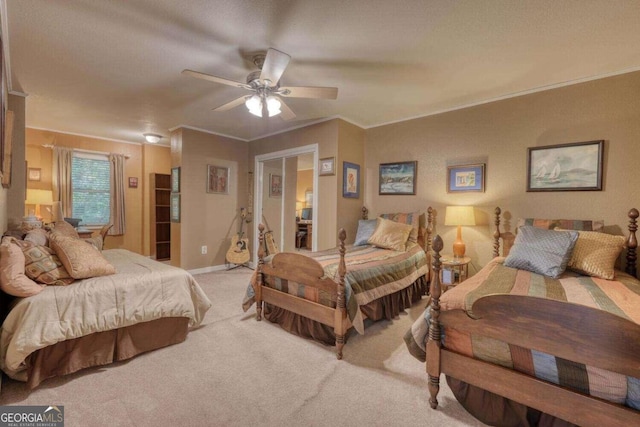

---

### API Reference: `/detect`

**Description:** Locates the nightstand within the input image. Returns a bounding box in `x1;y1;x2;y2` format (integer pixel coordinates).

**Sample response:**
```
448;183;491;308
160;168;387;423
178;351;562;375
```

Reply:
440;254;471;289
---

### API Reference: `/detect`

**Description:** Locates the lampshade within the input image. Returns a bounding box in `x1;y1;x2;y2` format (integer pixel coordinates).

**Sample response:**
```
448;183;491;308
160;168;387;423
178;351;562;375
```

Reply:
25;189;53;219
143;133;162;144
444;206;476;226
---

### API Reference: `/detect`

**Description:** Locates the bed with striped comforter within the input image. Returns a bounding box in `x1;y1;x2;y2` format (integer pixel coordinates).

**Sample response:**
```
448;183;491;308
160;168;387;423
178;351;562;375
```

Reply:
405;256;640;409
243;243;428;334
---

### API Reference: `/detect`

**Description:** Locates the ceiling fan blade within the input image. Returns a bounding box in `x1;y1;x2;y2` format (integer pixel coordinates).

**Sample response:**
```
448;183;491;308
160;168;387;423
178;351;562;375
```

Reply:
182;69;251;90
279;86;338;99
260;48;291;86
212;96;248;112
278;98;296;121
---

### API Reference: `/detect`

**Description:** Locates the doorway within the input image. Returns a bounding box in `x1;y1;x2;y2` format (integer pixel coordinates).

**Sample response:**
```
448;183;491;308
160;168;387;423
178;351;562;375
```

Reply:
253;144;318;262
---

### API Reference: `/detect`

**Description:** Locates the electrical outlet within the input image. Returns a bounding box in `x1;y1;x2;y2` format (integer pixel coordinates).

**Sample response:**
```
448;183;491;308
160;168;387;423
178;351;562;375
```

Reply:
201;246;207;255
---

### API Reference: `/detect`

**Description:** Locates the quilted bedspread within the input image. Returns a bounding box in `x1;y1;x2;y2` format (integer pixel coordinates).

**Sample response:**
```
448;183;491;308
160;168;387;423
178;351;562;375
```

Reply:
0;249;212;381
404;257;640;410
243;243;428;333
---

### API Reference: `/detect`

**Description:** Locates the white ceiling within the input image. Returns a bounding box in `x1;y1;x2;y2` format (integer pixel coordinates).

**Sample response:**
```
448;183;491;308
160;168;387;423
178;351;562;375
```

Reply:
6;1;640;144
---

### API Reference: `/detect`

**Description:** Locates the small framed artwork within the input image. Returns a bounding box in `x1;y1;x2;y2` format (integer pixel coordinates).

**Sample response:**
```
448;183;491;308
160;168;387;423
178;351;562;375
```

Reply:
171;167;180;193
447;163;485;193
379;161;417;195
128;177;138;188
343;162;360;198
28;167;41;182
269;174;282;197
527;140;604;192
207;164;229;194
170;193;180;222
319;157;335;176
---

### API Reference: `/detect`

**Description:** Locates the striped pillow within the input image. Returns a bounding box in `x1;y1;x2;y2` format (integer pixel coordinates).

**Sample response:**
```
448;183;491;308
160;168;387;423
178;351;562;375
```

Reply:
517;218;604;232
380;211;420;243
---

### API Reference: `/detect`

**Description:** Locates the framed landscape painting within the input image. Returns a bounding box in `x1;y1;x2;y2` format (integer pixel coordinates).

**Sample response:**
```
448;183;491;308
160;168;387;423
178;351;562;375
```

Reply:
379;161;417;195
527;140;603;192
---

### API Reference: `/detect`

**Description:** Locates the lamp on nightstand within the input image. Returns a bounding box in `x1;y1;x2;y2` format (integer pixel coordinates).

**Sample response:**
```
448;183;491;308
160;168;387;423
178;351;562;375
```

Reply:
444;206;476;259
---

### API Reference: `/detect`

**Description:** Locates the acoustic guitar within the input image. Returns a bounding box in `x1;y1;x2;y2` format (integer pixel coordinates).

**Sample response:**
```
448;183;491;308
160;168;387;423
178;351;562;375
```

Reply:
226;209;250;265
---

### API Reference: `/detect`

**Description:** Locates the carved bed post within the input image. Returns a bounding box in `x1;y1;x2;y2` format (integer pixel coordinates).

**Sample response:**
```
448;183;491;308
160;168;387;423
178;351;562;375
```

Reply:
255;223;265;321
362;206;369;220
627;208;638;277
427;235;443;409
426;207;435;254
493;207;502;258
335;228;348;359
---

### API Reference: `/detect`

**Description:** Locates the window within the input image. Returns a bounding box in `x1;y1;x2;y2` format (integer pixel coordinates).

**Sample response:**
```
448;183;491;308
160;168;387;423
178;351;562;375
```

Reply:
72;152;111;225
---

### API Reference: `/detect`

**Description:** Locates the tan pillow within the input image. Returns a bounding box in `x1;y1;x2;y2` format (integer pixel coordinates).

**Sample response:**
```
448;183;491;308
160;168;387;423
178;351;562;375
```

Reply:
380;212;420;243
49;234;116;279
0;238;45;297
367;217;413;251
51;220;80;239
11;239;74;286
558;229;625;280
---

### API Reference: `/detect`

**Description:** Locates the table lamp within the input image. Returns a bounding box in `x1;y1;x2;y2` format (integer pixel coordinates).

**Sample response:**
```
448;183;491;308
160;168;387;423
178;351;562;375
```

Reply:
444;206;476;258
25;189;53;220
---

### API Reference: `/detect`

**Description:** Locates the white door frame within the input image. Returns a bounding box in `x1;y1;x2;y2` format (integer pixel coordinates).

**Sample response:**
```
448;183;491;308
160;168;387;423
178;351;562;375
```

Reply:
254;143;318;262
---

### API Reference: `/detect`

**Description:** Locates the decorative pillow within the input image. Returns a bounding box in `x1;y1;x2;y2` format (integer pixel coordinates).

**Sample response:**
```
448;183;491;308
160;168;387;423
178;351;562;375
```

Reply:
51;220;80;239
11;239;75;286
0;238;45;297
504;226;579;278
354;219;377;246
380;211;420;243
367;217;413;251
517;218;604;232
557;229;625;280
24;228;49;247
49;234;116;279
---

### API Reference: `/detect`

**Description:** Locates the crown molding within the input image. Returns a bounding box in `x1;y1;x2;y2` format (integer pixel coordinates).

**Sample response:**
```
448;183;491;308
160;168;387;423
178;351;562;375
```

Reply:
26;126;143;146
169;124;248;142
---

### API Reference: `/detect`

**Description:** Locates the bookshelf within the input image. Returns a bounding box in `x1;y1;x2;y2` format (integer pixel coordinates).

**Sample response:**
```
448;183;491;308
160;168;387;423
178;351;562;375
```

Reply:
150;173;171;260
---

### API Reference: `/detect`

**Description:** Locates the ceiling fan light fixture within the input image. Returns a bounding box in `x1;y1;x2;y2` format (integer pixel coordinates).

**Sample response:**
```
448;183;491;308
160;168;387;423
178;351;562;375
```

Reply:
266;96;281;117
143;133;162;144
246;95;263;117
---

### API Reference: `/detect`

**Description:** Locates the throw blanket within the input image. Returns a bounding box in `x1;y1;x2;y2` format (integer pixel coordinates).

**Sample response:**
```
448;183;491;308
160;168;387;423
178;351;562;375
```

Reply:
405;257;640;409
1;249;212;381
243;243;428;334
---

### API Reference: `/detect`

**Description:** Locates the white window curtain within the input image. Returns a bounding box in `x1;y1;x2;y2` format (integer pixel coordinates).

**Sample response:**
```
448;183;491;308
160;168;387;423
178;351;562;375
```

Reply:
52;147;73;218
109;153;126;235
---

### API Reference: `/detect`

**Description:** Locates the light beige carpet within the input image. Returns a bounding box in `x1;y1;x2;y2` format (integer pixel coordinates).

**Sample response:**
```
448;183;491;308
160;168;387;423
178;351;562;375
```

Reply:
0;269;484;426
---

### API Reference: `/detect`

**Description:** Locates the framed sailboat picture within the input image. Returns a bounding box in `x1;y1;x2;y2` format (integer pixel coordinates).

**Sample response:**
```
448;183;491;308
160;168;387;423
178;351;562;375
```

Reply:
527;140;603;192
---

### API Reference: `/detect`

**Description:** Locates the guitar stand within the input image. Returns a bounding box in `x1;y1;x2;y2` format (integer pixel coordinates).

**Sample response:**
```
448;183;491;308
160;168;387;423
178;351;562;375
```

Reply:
226;261;254;271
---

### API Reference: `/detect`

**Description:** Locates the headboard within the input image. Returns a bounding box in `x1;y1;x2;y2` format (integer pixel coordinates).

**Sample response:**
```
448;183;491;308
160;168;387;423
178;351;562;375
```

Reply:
493;207;639;277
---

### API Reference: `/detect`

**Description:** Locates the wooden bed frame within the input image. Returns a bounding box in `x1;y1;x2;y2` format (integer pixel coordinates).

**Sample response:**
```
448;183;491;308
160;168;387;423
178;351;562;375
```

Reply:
254;207;436;359
426;207;640;426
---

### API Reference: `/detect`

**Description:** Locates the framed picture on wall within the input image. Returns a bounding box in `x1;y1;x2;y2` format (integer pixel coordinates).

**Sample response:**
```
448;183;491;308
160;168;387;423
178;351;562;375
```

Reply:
343;162;360;198
527;140;604;191
28;167;41;182
170;193;180;222
269;173;282;197
379;161;417;195
319;157;335;176
207;164;229;194
128;177;138;188
447;163;485;193
171;167;180;192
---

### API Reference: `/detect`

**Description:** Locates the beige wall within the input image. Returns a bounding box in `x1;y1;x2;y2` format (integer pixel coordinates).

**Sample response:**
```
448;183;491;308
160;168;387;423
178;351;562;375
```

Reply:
2;94;27;231
366;71;640;269
25;129;144;252
175;127;249;270
337;120;366;243
296;169;313;209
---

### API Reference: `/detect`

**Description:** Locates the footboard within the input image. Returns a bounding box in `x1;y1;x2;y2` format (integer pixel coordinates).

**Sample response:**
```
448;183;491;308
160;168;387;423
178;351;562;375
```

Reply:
255;225;349;359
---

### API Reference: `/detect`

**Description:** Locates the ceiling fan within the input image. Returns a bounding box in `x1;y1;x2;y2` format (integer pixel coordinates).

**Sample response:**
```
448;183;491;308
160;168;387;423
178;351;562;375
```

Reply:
182;48;338;121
